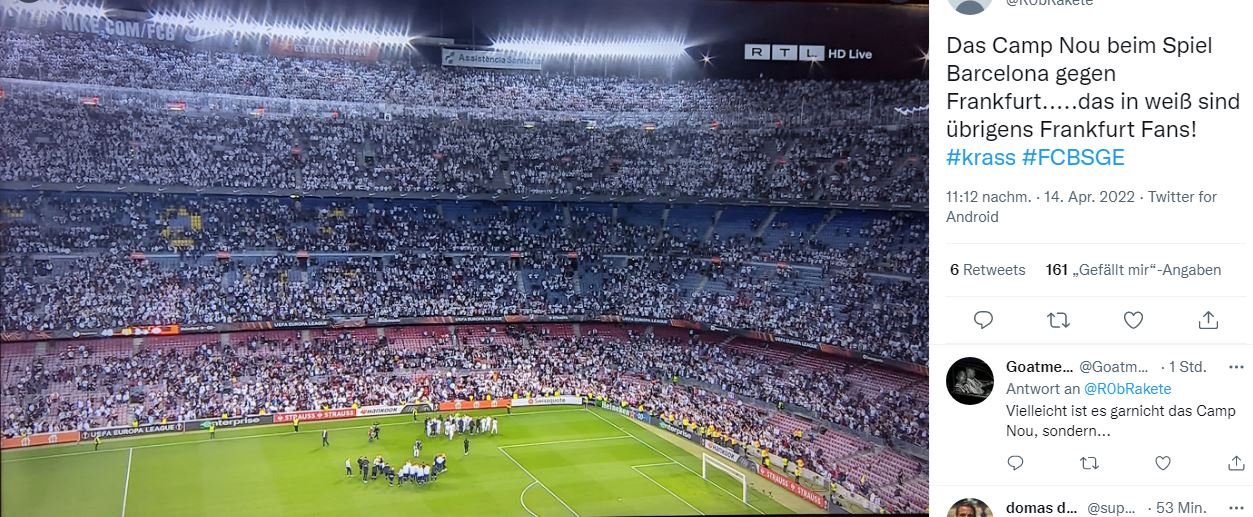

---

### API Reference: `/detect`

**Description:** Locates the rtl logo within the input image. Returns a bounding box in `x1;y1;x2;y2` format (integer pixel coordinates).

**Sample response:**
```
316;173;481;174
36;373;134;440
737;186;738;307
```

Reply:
744;44;873;61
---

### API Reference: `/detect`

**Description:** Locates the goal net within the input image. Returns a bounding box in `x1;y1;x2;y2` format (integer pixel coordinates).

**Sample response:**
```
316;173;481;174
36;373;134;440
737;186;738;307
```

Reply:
701;453;748;503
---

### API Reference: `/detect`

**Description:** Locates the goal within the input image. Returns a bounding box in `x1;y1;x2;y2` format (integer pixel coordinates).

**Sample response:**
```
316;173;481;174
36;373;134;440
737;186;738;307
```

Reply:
701;453;748;503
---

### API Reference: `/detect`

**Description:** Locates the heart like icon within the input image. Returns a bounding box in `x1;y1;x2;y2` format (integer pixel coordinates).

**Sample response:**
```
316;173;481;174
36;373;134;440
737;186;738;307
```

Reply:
1155;456;1171;470
1124;311;1144;329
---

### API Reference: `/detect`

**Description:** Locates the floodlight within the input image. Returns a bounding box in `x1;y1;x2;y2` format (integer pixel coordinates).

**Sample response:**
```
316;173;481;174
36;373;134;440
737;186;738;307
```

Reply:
4;1;413;46
146;10;413;47
492;36;689;60
62;1;103;17
5;0;70;15
149;12;192;26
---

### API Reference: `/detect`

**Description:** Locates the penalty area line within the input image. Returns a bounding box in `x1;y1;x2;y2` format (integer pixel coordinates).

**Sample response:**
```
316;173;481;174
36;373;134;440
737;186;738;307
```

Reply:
585;408;765;514
631;461;680;469
498;446;579;517
632;464;705;515
499;435;632;449
501;408;586;417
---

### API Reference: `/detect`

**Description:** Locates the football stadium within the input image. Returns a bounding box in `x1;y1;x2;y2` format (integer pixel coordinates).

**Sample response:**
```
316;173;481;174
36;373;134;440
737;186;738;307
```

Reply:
0;0;929;515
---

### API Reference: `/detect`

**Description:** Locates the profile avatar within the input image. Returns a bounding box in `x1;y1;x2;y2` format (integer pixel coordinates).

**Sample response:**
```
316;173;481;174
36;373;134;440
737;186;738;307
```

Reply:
949;498;993;517
947;357;995;405
949;0;991;15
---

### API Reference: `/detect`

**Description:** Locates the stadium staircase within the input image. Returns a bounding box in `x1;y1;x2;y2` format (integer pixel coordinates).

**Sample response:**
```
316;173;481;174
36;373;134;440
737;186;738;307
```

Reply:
701;209;722;243
491;161;513;191
692;275;710;294
809;209;840;239
888;155;915;183
291;134;309;186
753;209;779;239
650;207;671;248
768;137;806;200
571;268;585;298
817;157;845;201
355;140;370;171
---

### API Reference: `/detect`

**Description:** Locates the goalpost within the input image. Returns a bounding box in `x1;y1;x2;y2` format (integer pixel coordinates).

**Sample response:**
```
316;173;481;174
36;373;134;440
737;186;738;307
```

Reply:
701;453;748;503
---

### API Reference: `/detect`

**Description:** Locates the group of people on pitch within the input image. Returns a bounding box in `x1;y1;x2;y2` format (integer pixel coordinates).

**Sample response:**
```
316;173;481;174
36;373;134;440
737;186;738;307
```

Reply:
348;453;447;486
423;414;498;441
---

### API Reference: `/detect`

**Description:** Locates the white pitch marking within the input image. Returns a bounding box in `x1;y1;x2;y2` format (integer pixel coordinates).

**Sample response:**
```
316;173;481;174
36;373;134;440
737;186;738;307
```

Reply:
498;447;579;517
585;408;764;514
632;464;705;515
519;481;540;517
499;435;632;449
2;409;584;465
120;448;133;517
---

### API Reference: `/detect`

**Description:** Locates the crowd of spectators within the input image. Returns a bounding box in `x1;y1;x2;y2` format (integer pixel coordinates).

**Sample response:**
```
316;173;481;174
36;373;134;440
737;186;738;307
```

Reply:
0;251;926;362
1;194;927;362
1;30;926;117
0;88;926;203
0;194;926;268
0;328;926;511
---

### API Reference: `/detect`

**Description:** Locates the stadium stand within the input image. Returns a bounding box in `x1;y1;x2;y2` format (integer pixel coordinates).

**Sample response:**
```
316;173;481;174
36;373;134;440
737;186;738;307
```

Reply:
0;193;927;363
0;26;928;514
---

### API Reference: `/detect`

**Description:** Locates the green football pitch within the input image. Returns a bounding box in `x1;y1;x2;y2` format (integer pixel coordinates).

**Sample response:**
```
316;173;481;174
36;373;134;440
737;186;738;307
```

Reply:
1;406;808;516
